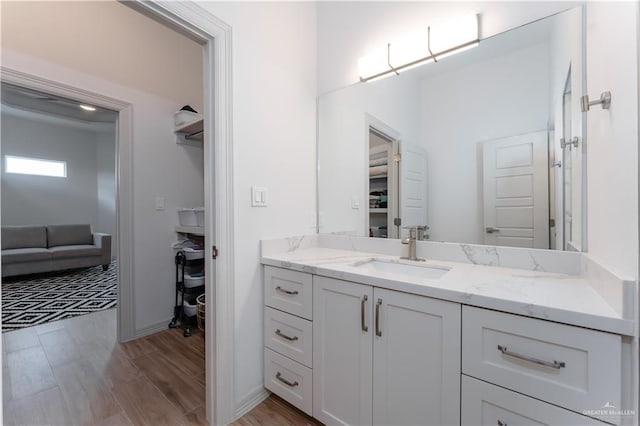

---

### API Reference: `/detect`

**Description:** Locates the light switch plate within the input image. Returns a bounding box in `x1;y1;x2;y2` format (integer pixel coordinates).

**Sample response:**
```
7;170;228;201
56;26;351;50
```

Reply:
155;196;165;211
251;186;268;207
351;197;360;209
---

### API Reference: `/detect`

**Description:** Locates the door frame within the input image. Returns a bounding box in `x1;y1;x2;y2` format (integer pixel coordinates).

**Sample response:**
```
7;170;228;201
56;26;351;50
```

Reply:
364;114;401;239
0;69;136;342
132;2;236;424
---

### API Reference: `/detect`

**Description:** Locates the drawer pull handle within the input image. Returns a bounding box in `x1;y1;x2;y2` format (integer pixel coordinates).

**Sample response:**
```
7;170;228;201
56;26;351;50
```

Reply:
497;345;566;369
275;286;299;296
275;329;298;342
361;295;369;332
375;298;383;337
275;372;299;387
497;421;507;426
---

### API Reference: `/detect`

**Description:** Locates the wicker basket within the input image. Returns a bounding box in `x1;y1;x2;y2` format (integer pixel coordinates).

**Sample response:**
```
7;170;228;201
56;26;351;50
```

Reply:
196;293;206;330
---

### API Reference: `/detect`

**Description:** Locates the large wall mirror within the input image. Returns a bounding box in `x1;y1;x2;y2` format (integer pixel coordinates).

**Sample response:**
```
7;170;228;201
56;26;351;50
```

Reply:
317;6;586;251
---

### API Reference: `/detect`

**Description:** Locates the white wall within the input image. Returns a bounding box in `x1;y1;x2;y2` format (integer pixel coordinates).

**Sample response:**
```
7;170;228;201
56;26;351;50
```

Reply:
316;1;579;94
196;2;317;411
585;2;638;279
1;113;100;228
420;43;549;244
96;127;117;258
1;0;203;110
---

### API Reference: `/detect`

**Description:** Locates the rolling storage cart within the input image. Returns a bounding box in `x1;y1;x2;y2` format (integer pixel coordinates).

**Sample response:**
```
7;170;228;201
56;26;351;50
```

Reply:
169;249;205;337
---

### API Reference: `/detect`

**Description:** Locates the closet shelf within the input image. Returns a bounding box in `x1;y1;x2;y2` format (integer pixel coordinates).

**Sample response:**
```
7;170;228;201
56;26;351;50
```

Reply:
370;208;388;213
369;174;388;180
175;225;205;236
175;118;204;144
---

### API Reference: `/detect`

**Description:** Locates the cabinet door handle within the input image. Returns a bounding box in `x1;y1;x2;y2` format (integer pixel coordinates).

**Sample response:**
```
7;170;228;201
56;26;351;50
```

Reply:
275;329;298;342
375;298;382;337
275;372;299;387
275;286;299;295
497;421;507;426
361;295;368;332
497;345;566;369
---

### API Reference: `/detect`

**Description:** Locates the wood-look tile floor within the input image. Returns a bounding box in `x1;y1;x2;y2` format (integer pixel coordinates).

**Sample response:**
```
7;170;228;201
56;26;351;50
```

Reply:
231;395;322;426
2;308;321;426
2;308;206;426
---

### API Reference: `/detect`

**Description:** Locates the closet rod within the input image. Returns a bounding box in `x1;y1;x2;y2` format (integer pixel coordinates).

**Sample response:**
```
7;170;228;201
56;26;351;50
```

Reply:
185;130;204;140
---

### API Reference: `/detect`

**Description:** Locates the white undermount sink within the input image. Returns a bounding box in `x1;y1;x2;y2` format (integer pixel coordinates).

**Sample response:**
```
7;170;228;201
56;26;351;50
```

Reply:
352;258;450;279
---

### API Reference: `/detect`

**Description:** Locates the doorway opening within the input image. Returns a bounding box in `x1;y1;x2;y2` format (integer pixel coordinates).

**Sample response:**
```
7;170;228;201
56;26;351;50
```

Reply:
1;83;118;331
1;1;236;423
366;119;401;239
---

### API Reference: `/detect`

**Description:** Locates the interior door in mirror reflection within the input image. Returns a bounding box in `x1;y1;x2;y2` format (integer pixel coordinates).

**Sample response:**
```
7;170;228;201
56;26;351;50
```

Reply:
482;131;549;249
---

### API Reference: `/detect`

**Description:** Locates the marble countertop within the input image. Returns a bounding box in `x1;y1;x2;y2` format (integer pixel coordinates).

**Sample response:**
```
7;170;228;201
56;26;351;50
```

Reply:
262;246;635;336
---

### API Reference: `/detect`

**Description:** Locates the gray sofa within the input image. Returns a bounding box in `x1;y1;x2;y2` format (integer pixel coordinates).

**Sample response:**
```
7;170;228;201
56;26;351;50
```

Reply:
1;224;111;278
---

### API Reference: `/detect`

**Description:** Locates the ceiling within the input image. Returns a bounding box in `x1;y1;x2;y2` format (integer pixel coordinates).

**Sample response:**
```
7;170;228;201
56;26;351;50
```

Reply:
1;83;118;127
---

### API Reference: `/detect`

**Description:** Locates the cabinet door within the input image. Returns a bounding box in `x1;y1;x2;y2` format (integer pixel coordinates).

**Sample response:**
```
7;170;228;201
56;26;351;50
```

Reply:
313;276;373;425
373;288;461;426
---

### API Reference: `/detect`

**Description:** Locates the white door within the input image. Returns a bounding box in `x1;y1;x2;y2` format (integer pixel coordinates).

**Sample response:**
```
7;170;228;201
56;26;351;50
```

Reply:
373;288;461;426
482;131;549;248
313;276;373;425
401;144;428;239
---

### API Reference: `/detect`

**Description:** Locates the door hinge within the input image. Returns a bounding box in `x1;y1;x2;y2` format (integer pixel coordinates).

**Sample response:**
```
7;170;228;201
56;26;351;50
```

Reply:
212;245;218;259
393;153;401;163
560;137;579;150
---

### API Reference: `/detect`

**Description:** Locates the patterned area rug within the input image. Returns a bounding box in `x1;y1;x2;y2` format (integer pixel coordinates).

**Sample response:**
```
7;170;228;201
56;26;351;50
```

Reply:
2;262;117;331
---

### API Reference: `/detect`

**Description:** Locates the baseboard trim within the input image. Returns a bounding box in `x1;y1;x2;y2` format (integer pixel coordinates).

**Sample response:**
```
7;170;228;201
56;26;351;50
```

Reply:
132;317;173;340
234;387;271;420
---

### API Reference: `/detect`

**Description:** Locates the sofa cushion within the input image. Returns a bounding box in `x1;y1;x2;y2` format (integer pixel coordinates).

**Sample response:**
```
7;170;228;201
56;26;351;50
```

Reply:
47;224;93;247
48;245;102;259
1;226;47;250
1;248;51;263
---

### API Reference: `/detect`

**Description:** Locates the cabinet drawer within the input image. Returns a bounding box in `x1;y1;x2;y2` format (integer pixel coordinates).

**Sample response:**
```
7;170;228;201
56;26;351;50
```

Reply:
462;375;604;426
264;306;312;368
264;266;312;320
462;306;621;422
264;348;312;416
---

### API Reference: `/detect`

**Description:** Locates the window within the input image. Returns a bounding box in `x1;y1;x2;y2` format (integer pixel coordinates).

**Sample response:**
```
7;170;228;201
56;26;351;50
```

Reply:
4;155;67;178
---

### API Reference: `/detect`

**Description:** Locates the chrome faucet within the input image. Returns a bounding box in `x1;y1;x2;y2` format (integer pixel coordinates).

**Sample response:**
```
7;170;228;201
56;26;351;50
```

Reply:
401;226;428;262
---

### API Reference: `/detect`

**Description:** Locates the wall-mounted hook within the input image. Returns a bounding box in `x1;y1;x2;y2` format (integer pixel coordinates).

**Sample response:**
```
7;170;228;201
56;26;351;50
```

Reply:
580;91;611;112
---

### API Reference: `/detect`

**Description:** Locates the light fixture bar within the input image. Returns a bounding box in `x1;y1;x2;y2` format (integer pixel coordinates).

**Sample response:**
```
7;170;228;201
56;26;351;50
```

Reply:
427;26;438;63
360;38;479;83
359;13;479;82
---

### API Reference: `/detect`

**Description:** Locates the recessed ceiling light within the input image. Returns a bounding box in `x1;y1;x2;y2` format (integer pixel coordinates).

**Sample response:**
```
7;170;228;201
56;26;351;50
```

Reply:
80;104;96;111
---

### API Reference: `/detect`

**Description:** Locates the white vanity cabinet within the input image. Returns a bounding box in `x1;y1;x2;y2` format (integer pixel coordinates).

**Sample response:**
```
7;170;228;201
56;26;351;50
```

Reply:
313;275;461;426
263;266;313;415
462;305;622;425
263;264;627;426
462;375;605;426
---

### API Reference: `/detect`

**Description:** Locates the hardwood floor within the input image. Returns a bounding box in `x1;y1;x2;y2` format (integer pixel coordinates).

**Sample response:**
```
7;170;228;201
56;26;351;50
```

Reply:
2;309;320;426
2;308;206;425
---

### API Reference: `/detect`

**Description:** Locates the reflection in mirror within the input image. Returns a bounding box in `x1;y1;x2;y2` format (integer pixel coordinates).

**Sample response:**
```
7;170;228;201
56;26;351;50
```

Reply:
317;7;585;251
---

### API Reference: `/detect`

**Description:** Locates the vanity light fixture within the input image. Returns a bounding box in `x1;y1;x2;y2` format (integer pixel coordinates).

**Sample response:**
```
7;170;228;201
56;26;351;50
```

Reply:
79;104;97;111
358;13;480;82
